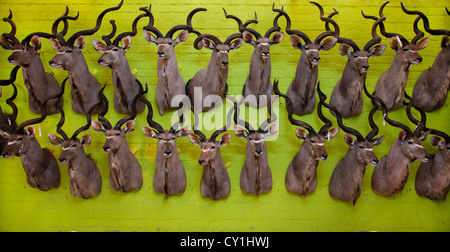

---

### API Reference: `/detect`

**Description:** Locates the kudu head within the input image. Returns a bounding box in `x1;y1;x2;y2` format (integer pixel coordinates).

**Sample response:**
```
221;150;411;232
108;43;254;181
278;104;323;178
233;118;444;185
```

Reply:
193;30;243;69
1;76;66;158
93;6;151;68
49;0;123;70
142;97;190;159
363;2;429;67
274;81;339;161
274;2;338;66
365;85;430;163
48;86;104;163
323;84;385;166
232;85;279;157
91;81;146;153
402;3;450;65
0;8;75;67
188;97;234;165
334;7;386;73
224;5;283;61
143;6;206;60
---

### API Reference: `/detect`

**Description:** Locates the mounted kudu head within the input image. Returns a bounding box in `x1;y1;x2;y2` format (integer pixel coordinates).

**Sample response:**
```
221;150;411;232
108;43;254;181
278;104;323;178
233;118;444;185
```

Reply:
274;2;338;65
49;1;123;69
143;6;206;59
224;5;284;61
93;6;152;68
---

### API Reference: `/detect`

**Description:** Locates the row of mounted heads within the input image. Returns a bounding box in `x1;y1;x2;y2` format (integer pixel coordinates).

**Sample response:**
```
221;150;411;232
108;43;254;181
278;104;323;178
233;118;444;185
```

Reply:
1;1;449;71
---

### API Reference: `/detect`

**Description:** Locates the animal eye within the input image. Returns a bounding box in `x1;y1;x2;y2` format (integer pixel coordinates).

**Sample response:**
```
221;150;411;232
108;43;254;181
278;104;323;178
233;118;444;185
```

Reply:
72;144;77;148
403;48;409;51
311;139;315;143
112;48;119;52
210;146;216;150
408;141;414;145
353;55;358;58
168;42;173;45
115;133;120;136
256;41;260;45
359;145;364;149
17;137;23;141
215;48;219;52
304;46;309;50
65;49;72;53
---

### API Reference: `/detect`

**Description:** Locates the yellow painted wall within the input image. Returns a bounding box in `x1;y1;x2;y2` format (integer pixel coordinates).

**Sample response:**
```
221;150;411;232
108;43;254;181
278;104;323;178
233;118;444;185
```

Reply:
0;0;449;231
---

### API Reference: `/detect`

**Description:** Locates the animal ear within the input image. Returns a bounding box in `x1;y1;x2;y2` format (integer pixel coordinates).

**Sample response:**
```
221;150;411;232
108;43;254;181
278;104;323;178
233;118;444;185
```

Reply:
91;120;106;133
290;35;303;50
189;133;202;146
441;36;449;49
325;127;339;140
398;130;407;142
142;125;158;139
219;133;231;147
143;30;158;44
48;133;62;146
320;37;338;51
419;130;431;142
416;37;429;51
25;126;35;137
122;36;132;51
243;30;255;45
175;125;191;138
344;134;355;146
390;36;402;50
339;43;352;56
266;122;279;137
371;135;385;146
0;36;13;50
270;32;284;45
202;37;215;50
430;135;442;147
76;36;85;50
229;39;243;50
80;134;91;146
50;38;62;51
0;129;10;138
295;128;307;140
175;30;189;45
30;35;41;51
369;44;386;57
234;125;248;139
124;120;135;134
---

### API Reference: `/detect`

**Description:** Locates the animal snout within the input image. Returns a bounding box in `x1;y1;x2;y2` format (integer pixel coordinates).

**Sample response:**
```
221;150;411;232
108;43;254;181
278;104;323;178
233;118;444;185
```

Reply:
255;150;263;156
103;146;110;152
221;61;229;67
164;150;172;156
157;51;165;57
58;157;67;164
49;60;54;65
362;65;370;71
312;57;320;63
321;154;328;160
416;57;422;63
198;160;205;165
98;59;104;64
373;159;378;164
262;51;270;57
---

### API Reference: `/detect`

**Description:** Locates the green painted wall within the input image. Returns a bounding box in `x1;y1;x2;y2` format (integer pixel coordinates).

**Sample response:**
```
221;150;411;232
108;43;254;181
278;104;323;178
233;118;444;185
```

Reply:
0;0;448;232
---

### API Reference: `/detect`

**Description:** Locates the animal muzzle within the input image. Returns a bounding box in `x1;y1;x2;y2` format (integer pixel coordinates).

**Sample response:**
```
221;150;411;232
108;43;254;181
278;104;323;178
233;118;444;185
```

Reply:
369;158;378;166
311;57;320;64
157;51;165;58
261;51;270;58
419;154;432;162
361;65;370;72
2;152;12;159
103;145;111;152
254;149;263;157
221;61;229;68
164;149;172;158
58;157;68;164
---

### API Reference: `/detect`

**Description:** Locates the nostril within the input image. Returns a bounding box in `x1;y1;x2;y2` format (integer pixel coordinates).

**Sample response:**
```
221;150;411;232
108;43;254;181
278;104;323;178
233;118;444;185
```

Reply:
164;150;172;156
98;59;103;64
198;160;204;165
363;65;369;70
313;57;320;62
103;146;109;152
49;60;54;65
417;57;422;63
157;52;164;57
373;159;378;164
322;154;328;160
255;150;263;155
221;61;228;66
